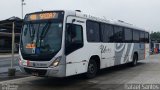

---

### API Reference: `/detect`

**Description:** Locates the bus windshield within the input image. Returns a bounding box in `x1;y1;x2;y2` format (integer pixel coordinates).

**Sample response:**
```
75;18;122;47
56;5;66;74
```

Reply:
21;21;63;56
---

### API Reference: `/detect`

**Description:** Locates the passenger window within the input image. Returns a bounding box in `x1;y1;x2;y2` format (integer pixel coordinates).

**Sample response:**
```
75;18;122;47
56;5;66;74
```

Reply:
124;28;132;42
145;32;149;43
140;31;145;42
86;21;100;42
65;24;83;55
101;24;114;42
133;30;140;42
113;26;124;42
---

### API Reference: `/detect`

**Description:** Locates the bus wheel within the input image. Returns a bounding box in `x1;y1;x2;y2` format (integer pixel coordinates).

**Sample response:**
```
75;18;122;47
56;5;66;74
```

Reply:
85;60;98;78
130;54;138;66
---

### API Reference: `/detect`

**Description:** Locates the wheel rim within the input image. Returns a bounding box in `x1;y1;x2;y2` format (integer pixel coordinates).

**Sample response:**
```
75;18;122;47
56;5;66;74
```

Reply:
88;63;95;74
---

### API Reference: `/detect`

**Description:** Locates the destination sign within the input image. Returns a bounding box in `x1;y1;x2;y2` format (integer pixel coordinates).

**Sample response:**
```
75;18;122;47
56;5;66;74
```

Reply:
25;11;64;21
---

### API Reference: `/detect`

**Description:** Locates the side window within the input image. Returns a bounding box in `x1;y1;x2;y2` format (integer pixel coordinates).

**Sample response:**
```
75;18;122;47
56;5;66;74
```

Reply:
140;31;145;43
113;26;124;42
133;30;140;42
124;28;132;42
86;20;100;42
145;32;149;43
65;24;83;55
101;24;114;42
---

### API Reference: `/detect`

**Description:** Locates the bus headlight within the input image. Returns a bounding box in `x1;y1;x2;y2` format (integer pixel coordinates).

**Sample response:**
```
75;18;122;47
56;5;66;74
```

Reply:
50;56;62;67
53;61;59;67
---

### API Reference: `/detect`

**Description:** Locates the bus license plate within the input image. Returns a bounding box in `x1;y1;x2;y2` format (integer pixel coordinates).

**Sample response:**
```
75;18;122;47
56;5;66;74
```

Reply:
32;72;39;76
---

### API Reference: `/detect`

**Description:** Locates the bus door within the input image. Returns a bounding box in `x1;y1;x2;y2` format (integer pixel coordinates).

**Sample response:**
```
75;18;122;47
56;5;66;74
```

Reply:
65;16;87;76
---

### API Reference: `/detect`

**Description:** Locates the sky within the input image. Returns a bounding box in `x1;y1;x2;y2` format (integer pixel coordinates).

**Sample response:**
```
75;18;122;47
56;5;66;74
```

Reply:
0;0;160;32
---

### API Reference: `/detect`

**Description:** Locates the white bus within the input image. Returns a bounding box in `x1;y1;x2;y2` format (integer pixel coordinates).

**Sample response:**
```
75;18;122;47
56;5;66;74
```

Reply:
19;10;150;78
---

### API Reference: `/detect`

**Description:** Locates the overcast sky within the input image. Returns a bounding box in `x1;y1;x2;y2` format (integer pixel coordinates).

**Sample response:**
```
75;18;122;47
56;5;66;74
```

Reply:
0;0;160;32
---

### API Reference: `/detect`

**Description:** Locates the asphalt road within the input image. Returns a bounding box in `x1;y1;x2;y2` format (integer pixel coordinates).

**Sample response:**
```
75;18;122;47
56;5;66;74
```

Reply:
0;55;19;74
0;54;160;90
0;55;29;82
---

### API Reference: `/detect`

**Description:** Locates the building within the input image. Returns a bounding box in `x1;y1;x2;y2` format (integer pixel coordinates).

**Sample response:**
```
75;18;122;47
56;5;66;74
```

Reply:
0;17;23;52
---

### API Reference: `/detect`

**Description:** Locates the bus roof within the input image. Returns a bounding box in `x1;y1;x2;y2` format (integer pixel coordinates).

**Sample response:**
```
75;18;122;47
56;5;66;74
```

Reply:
26;10;148;32
73;10;147;32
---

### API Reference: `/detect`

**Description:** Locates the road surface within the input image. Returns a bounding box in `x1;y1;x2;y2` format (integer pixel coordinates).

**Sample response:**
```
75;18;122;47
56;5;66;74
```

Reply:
0;54;160;90
0;54;29;81
0;56;19;73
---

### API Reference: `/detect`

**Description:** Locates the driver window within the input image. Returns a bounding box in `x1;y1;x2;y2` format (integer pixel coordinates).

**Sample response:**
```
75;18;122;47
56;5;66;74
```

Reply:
65;24;83;55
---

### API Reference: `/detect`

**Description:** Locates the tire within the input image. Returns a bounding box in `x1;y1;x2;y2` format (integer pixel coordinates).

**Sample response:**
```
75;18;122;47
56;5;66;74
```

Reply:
85;60;98;79
130;54;138;66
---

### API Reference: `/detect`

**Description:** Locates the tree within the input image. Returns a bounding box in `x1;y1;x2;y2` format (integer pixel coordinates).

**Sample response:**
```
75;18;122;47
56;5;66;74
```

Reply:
150;31;160;42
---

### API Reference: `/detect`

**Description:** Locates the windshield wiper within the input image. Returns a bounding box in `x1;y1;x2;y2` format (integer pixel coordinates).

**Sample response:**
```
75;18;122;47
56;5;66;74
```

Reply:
40;22;51;39
27;22;36;41
36;22;51;51
30;24;36;40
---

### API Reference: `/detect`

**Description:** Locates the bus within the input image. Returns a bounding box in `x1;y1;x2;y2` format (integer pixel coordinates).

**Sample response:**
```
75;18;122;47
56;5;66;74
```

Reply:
19;10;150;78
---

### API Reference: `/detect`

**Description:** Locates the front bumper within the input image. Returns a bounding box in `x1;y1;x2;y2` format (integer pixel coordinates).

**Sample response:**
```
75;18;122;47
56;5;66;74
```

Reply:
19;64;66;77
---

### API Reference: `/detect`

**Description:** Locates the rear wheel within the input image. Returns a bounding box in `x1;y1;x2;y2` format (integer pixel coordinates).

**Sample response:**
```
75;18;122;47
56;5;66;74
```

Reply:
130;54;138;66
85;60;98;78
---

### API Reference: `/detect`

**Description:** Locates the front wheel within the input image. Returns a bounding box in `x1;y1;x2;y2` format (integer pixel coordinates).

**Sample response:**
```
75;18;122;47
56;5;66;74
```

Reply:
85;60;98;78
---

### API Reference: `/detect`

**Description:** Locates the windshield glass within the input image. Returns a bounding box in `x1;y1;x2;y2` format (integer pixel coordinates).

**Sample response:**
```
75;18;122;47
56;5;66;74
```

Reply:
21;21;63;56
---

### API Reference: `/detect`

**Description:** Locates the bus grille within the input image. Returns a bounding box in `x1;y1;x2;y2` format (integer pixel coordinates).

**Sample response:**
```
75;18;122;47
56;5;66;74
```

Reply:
24;68;47;76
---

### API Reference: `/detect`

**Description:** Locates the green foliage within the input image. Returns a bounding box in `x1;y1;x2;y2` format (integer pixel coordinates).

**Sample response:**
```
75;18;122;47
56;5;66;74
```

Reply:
150;31;160;41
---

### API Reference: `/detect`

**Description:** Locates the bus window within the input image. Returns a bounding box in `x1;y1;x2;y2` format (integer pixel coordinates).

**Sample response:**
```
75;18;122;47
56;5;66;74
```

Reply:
124;28;132;42
86;20;100;42
101;24;114;42
113;26;124;42
65;24;83;55
145;32;149;43
140;31;145;43
133;30;140;43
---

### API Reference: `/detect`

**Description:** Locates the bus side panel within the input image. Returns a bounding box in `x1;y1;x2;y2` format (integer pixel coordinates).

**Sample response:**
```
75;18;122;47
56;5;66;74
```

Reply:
65;43;101;76
100;43;115;68
65;48;88;76
130;43;144;61
66;62;87;76
145;43;150;59
114;43;126;65
114;43;144;64
138;43;145;60
114;43;135;65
